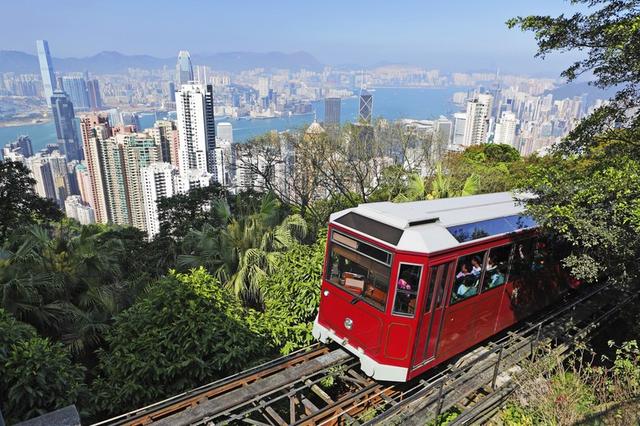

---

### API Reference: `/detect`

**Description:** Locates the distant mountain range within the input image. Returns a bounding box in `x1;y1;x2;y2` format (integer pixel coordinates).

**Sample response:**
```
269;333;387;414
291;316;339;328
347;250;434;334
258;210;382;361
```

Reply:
0;50;324;74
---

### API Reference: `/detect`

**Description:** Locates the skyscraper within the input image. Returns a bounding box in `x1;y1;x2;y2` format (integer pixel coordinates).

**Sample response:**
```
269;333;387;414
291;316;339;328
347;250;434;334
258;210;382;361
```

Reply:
87;79;103;110
324;98;340;130
36;40;56;107
150;120;179;165
99;133;160;228
494;111;518;146
141;162;181;238
434;116;453;144
80;117;112;224
462;94;493;146
452;112;467;146
359;89;373;124
51;90;82;161
176;50;194;87
62;74;90;110
176;83;216;178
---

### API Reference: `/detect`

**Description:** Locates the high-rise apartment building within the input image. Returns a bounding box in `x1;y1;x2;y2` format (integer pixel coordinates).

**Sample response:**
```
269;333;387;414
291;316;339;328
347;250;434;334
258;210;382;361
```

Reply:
176;83;216;179
81;119;112;224
61;74;90;111
462;94;493;146
75;162;95;209
176;51;194;87
150;120;179;165
494;111;518;146
36;40;56;107
87;79;103;110
359;89;373;124
26;150;70;207
51;90;82;161
65;195;95;225
99;133;160;229
141;162;180;238
452;112;467;146
434;116;453;144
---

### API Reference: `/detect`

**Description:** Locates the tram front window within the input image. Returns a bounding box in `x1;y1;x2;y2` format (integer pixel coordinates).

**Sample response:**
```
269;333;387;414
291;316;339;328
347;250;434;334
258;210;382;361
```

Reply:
326;242;391;311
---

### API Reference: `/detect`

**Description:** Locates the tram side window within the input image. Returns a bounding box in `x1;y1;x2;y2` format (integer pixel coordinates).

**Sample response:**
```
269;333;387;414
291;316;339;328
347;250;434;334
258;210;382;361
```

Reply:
392;264;422;316
510;239;534;280
481;245;512;292
451;251;487;304
325;243;391;311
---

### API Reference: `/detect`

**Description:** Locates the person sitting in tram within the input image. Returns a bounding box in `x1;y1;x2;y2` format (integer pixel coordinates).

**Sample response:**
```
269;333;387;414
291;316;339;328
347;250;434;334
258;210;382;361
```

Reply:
471;256;483;276
456;263;471;280
485;257;505;288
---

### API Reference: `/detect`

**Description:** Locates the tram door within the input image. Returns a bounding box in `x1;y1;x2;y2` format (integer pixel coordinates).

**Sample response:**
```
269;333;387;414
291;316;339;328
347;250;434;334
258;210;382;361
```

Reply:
413;261;453;365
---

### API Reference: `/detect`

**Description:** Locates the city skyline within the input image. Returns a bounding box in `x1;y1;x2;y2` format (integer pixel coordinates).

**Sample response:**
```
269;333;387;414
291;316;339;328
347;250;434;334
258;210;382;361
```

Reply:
1;0;587;75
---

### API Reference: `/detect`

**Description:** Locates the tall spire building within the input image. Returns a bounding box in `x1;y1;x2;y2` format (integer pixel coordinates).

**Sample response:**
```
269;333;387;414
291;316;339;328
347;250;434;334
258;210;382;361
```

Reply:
175;50;194;87
36;40;57;107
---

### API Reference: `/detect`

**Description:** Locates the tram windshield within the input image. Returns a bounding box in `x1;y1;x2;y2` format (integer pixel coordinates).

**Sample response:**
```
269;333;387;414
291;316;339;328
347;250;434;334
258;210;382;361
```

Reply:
325;232;391;311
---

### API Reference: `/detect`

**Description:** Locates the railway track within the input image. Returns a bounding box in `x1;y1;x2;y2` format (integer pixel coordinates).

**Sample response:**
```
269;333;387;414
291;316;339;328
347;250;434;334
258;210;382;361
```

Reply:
94;280;638;426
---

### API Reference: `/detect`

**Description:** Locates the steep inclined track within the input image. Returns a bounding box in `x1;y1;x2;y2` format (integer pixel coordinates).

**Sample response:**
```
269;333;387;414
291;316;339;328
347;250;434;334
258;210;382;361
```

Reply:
95;280;637;426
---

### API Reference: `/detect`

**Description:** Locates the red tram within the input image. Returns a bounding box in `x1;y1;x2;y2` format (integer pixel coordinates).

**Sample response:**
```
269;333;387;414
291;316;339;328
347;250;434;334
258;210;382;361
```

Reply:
312;192;575;382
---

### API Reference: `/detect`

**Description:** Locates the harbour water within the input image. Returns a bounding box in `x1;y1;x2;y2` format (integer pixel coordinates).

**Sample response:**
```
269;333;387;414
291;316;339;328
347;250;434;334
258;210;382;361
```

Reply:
0;87;460;152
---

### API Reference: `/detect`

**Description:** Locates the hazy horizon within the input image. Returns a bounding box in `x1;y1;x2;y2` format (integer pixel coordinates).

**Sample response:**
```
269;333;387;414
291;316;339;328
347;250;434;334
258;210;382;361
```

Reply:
0;0;588;75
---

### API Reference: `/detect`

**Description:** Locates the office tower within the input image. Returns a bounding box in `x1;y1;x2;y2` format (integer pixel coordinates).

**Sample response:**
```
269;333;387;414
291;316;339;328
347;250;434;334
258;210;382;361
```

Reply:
3;135;33;159
51;90;82;161
359;89;373;124
36;40;56;107
452;112;467;146
141;162;180;238
99;133;160;228
176;50;194;87
75;162;95;209
62;74;90;110
167;81;176;102
151;120;179;165
87;79;103;110
493;111;518;146
434;116;452;144
176;83;216;178
324;97;341;125
462;94;493;146
216;122;233;144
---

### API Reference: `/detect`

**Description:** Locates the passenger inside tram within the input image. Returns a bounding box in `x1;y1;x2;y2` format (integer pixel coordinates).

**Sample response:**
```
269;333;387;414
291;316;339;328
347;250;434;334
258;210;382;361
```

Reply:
485;257;505;288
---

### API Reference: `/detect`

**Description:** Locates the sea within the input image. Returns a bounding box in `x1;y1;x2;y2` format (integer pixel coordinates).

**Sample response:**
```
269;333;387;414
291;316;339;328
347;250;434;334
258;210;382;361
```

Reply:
0;87;461;152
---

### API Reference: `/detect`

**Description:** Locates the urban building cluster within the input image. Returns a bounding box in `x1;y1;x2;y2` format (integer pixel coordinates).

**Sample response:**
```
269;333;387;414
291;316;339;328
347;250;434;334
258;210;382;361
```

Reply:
1;40;609;239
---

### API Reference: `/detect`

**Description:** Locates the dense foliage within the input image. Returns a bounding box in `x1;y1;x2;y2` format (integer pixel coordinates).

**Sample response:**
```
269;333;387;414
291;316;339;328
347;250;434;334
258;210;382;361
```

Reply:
0;161;61;241
90;268;270;417
0;309;86;424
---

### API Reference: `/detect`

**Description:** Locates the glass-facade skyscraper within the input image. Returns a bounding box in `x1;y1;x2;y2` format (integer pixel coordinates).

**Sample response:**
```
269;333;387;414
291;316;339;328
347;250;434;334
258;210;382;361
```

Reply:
359;89;373;124
175;50;194;87
62;74;90;111
36;40;57;107
51;90;82;161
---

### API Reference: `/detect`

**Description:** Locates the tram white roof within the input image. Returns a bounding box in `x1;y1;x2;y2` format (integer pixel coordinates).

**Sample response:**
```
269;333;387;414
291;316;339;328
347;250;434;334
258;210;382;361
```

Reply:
330;192;534;254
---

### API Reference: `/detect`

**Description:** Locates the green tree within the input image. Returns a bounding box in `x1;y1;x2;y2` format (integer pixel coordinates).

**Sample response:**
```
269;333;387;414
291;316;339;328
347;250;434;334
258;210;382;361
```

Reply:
509;0;640;284
0;309;85;424
90;268;270;418
261;233;326;354
507;0;640;152
0;161;62;242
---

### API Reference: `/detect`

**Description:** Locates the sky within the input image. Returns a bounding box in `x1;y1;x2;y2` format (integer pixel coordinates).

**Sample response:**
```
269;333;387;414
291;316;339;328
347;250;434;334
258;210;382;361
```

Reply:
0;0;587;75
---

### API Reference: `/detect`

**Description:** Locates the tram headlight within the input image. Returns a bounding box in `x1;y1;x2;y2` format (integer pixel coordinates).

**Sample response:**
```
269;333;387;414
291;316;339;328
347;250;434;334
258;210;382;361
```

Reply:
344;317;353;330
323;290;329;297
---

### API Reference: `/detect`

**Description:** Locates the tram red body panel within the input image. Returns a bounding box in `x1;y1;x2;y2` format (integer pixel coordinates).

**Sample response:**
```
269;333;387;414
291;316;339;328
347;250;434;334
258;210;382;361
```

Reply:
313;193;575;382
